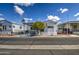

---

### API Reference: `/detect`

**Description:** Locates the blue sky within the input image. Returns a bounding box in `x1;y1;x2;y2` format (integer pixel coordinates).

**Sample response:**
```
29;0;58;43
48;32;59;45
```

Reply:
0;3;79;23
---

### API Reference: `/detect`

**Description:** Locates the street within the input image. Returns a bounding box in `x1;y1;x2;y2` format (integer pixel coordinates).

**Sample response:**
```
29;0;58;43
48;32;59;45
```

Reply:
0;37;79;55
0;49;79;55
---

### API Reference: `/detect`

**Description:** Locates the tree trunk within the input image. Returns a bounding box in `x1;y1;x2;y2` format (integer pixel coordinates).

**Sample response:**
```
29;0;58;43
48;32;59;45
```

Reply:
38;30;40;35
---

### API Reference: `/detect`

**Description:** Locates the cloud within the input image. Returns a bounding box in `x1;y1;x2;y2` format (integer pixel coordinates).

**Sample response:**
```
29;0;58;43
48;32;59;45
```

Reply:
59;8;69;13
15;3;34;7
14;5;24;16
74;12;79;17
47;15;60;22
14;3;34;16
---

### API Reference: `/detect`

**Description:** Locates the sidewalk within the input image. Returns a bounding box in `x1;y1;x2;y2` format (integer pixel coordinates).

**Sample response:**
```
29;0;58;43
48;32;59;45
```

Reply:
0;45;79;49
32;34;79;38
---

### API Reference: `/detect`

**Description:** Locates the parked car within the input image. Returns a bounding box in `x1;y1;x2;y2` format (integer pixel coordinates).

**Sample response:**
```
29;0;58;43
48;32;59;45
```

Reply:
29;30;37;36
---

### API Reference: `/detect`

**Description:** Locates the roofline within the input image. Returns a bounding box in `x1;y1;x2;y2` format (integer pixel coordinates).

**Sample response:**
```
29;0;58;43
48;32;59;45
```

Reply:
59;20;79;25
0;20;12;24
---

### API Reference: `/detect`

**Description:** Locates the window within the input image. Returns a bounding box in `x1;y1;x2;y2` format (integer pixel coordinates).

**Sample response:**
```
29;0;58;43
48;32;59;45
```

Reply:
0;24;2;31
20;26;22;29
3;26;6;30
48;26;53;28
13;26;15;28
9;25;11;28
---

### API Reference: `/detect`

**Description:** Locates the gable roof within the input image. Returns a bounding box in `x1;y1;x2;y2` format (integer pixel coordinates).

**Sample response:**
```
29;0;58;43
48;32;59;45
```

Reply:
0;20;12;24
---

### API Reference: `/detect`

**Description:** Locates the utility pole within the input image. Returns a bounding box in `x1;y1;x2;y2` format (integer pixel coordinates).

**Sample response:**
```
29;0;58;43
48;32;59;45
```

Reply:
67;12;70;35
22;19;26;35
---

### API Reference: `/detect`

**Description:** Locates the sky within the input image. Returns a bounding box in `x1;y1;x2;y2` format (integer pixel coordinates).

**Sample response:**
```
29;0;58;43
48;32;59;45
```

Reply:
0;3;79;23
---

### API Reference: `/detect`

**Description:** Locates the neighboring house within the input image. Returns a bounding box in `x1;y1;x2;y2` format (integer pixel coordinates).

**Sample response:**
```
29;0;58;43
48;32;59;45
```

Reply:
0;19;12;34
21;19;32;33
12;23;23;34
0;19;24;35
0;18;32;35
44;20;58;36
58;20;79;34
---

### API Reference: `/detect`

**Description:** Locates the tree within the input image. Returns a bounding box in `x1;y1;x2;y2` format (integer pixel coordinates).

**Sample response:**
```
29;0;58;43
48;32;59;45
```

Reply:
32;22;46;35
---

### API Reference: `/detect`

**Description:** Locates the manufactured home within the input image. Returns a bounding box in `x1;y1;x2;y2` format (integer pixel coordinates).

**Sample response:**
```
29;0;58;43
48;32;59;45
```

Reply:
44;20;58;36
58;20;79;35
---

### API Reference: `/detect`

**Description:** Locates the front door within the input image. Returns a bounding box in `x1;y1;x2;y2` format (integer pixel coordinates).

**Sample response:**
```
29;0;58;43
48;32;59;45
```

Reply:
47;28;53;35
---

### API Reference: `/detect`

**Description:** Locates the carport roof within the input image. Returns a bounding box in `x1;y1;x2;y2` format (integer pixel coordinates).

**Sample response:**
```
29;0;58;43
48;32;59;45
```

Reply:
59;20;79;25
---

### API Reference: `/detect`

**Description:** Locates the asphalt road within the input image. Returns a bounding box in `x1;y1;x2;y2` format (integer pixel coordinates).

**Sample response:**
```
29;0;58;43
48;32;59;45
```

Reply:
0;37;79;45
0;49;79;55
0;37;79;55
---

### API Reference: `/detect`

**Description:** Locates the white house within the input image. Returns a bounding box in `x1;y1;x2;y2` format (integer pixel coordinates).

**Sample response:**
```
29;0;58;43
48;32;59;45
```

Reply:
12;23;23;34
21;18;32;32
43;15;59;36
44;20;58;36
0;18;13;34
0;18;24;35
